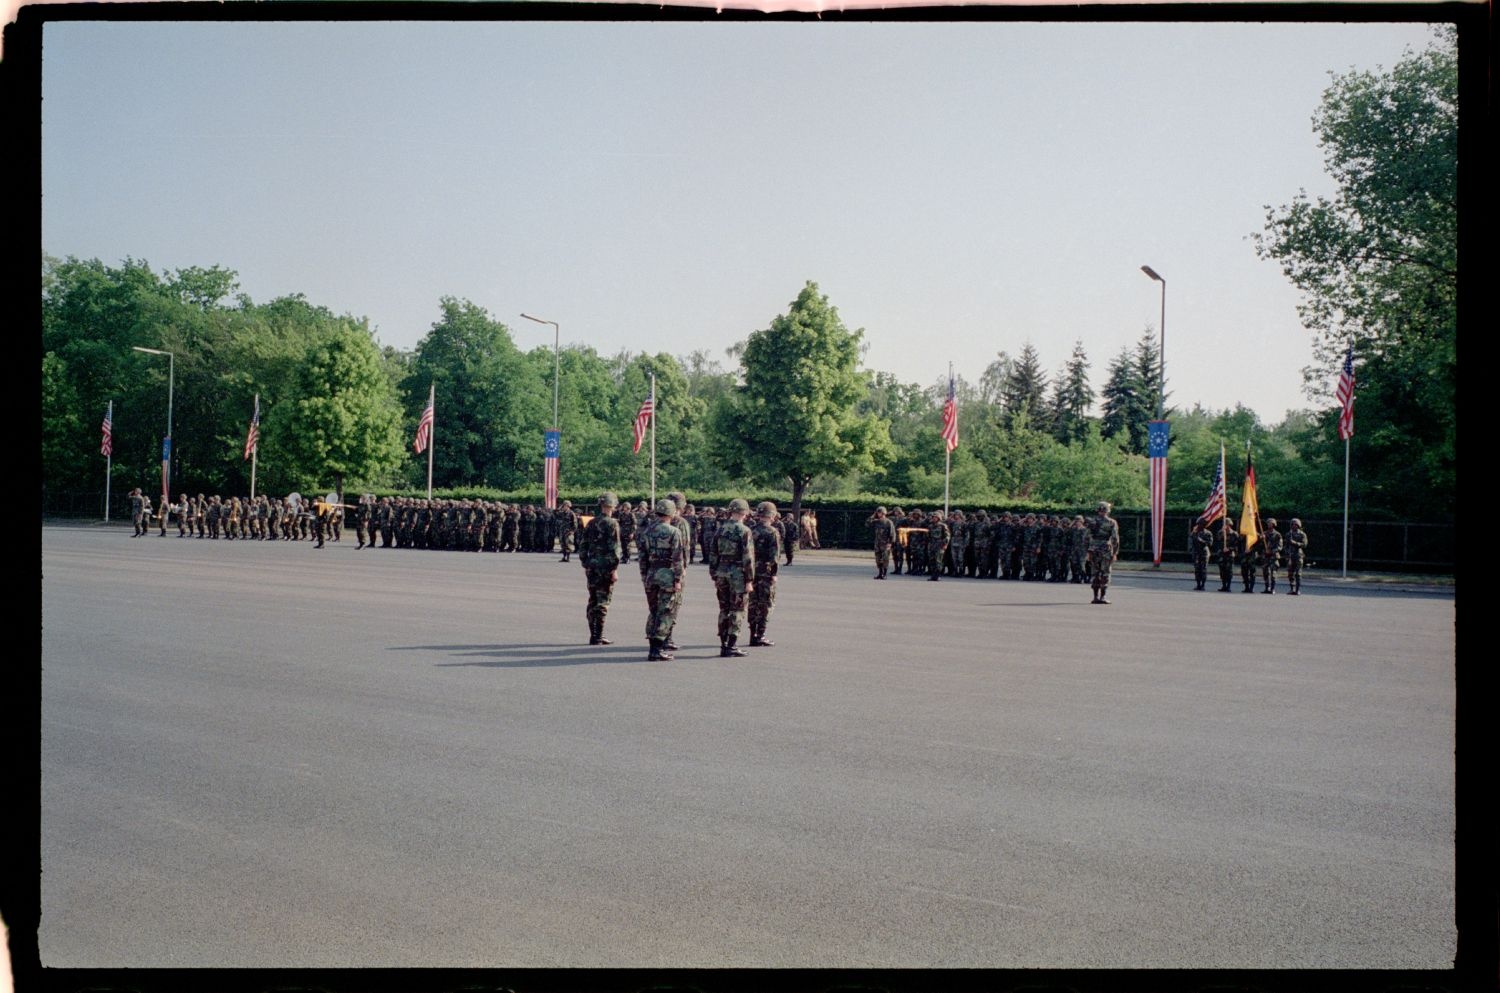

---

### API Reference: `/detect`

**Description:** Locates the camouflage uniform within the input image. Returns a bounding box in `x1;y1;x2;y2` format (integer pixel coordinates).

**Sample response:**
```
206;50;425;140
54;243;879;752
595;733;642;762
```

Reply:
1214;521;1238;591
580;494;623;644
556;502;578;562
1190;522;1214;590
780;513;798;566
890;508;907;575
1239;530;1261;593
1086;502;1121;603
868;509;896;579
1260;519;1284;594
713;500;756;655
699;510;720;572
616;502;636;563
748;503;781;646
925;514;950;582
906;510;928;576
1285;520;1308;595
1067;516;1089;583
639;500;685;660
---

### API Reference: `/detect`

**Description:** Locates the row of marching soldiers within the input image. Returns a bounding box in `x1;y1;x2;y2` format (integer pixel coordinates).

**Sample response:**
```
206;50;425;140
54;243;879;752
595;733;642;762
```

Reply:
868;507;1097;583
349;496;581;554
133;490;343;546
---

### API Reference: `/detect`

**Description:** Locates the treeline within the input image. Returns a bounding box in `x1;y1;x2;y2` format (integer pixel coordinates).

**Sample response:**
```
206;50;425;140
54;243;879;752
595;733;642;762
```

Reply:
42;259;1421;523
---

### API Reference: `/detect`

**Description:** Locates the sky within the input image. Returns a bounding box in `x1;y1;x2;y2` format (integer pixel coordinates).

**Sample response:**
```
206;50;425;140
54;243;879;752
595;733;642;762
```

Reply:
39;16;1445;426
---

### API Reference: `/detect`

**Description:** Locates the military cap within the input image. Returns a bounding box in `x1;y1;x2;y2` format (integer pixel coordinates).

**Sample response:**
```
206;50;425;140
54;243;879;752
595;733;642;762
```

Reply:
1097;500;1112;513
757;501;777;517
1265;517;1277;527
667;490;686;510
655;498;676;516
1290;518;1301;527
598;492;619;507
728;498;750;512
875;506;887;515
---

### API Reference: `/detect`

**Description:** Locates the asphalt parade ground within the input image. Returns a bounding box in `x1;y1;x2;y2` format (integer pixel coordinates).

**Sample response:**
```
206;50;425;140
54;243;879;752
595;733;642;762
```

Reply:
37;524;1457;971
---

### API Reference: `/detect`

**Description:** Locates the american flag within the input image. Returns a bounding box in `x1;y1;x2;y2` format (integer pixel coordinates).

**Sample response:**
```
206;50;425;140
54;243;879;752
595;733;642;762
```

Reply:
243;395;260;461
100;401;113;458
413;386;434;453
940;376;958;452
544;431;560;509
1336;346;1356;440
1197;443;1227;526
1147;420;1169;565
632;395;654;454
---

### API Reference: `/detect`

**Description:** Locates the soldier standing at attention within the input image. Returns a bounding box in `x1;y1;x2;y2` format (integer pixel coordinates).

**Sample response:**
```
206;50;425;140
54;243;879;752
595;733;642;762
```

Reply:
907;509;927;576
1214;519;1239;592
1260;518;1284;594
1190;520;1214;591
925;511;950;582
1239;527;1261;593
699;506;720;571
712;498;756;657
868;506;896;579
580;493;623;646
556;500;578;563
1067;515;1089;583
616;498;636;563
890;507;907;575
1086;500;1121;604
127;488;144;536
640;498;685;661
1285;519;1308;595
355;495;372;549
666;492;692;650
748;502;781;647
780;512;798;566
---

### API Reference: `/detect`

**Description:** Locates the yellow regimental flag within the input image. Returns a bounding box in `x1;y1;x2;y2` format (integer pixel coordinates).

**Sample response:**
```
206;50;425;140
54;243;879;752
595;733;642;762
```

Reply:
579;514;594;529
1239;449;1260;551
897;526;929;548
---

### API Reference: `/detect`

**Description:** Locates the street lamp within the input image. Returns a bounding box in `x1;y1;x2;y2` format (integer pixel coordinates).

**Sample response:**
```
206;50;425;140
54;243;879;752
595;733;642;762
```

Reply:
133;346;174;508
1140;266;1165;418
520;313;560;429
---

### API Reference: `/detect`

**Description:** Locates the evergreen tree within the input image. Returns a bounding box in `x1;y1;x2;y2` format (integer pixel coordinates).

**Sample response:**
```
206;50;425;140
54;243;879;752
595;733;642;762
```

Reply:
1048;340;1094;444
1001;342;1048;427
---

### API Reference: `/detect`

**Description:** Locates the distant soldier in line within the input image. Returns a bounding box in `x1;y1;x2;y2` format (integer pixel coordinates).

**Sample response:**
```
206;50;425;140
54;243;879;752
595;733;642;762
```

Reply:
925;510;950;582
639;498;685;661
698;506;720;571
1067;515;1089;583
780;512;798;566
501;503;519;551
616;498;636;563
906;509;927;576
355;495;373;549
945;510;964;577
556;500;578;563
1239;528;1260;593
1214;519;1238;592
682;505;699;565
868;506;896;579
580;492;623;646
377;496;394;548
1285;519;1308;596
748;502;781;647
1260;517;1284;594
713;498;756;657
1189;520;1214;591
890;507;907;575
1086;501;1121;604
128;488;144;536
194;494;208;537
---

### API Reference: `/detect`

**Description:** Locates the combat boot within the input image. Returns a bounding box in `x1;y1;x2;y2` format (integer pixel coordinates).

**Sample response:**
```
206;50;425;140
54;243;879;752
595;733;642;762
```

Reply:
1097;586;1110;604
720;637;747;658
748;632;774;647
648;639;673;661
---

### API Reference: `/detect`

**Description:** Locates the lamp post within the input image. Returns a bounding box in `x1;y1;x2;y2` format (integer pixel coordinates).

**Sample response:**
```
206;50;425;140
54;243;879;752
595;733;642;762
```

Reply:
1140;266;1165;418
133;345;174;511
520;313;560;429
521;313;562;509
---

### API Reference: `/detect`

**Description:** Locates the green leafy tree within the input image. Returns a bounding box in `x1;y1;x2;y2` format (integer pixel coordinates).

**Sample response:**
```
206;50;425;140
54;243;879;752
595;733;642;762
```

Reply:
1254;26;1456;518
713;281;892;523
261;321;405;499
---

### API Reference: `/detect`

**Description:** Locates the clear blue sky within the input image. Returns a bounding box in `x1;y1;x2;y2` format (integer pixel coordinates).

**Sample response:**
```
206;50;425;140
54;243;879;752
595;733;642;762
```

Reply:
41;18;1441;425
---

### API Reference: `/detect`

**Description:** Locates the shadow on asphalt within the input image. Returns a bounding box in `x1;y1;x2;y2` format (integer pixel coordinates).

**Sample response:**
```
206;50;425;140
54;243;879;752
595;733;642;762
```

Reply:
394;643;728;668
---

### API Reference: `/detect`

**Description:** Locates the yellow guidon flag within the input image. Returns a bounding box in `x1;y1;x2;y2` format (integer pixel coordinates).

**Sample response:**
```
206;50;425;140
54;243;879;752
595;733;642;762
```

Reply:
1239;447;1260;551
896;526;928;548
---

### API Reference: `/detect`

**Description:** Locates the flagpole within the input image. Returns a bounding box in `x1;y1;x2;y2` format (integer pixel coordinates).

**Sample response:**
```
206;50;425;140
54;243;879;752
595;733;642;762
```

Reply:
943;362;952;518
649;371;657;507
103;399;112;522
426;382;435;500
249;393;259;500
1342;436;1350;578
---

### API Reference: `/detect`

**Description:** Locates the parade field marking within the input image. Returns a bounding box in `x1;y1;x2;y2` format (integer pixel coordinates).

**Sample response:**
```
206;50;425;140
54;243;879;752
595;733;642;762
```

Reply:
39;525;1455;969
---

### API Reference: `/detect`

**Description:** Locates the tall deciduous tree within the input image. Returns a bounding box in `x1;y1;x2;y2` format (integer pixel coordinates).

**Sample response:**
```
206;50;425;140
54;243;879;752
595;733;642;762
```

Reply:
712;281;891;523
1254;26;1456;517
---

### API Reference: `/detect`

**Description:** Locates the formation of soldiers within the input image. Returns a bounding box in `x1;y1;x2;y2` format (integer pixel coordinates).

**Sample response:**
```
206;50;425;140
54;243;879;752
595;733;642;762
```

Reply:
131;489;348;548
577;491;785;661
1193;517;1309;595
865;507;1100;585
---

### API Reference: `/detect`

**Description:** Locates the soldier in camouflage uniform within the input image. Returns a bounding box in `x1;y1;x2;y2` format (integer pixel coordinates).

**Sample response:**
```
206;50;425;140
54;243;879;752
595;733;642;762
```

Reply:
1214;519;1238;592
699;506;720;572
945;511;964;577
1285;518;1308;595
1086;501;1121;604
925;511;950;582
556;500;578;562
995;512;1016;579
748;502;781;646
580;492;624;645
1259;518;1284;594
1067;515;1089;583
1190;520;1214;590
890;507;907;575
906;509;927;576
616;499;636;563
639;498;685;660
868;506;896;579
713;498;756;657
780;512;798;566
1239;527;1261;593
519;505;536;552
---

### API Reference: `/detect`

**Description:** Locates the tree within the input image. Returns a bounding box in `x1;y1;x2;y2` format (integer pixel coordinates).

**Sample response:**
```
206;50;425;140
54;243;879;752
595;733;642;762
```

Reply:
1001;342;1048;427
1047;340;1094;444
1254;26;1456;518
1099;346;1142;451
262;321;405;498
713;281;891;523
